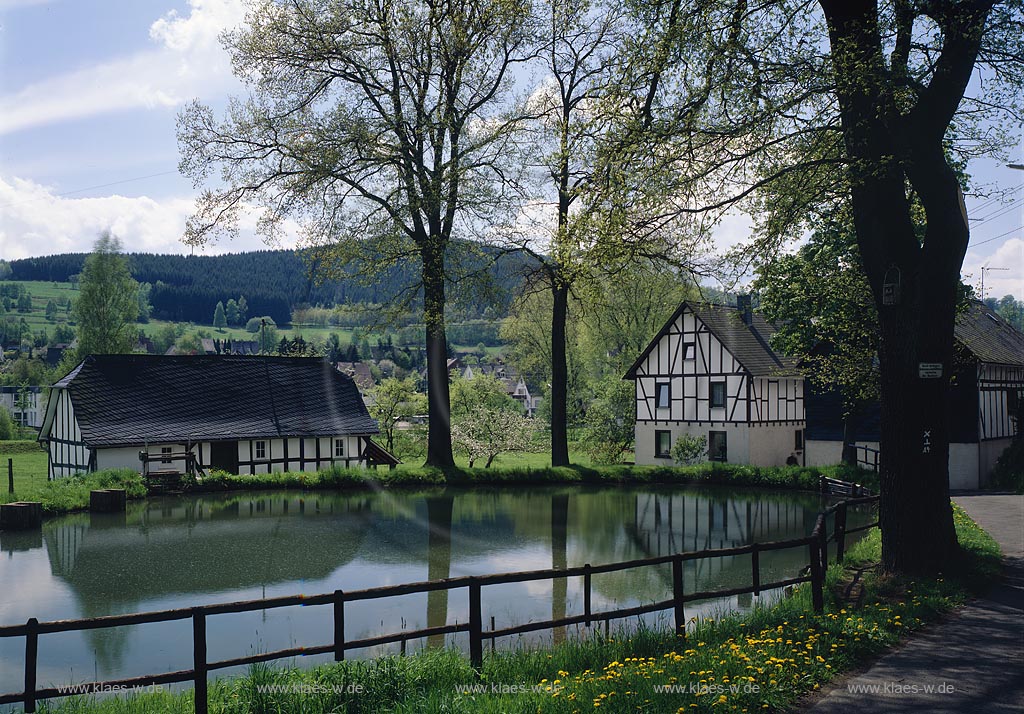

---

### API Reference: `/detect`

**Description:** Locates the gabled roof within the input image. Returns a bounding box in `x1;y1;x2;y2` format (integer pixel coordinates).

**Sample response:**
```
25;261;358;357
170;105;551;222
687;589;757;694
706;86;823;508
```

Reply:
624;301;799;379
955;301;1024;367
44;355;379;448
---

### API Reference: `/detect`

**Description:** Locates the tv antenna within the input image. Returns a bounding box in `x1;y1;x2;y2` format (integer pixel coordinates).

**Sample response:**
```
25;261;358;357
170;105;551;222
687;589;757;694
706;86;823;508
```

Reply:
980;266;1008;301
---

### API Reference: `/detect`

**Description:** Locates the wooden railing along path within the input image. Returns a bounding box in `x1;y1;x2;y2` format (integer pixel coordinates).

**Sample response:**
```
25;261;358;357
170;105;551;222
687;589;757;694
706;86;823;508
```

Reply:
0;488;879;714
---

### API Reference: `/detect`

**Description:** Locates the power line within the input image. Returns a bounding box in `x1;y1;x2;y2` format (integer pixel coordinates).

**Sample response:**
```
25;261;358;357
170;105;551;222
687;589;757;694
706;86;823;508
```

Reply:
0;170;179;209
969;225;1021;247
970;196;1024;226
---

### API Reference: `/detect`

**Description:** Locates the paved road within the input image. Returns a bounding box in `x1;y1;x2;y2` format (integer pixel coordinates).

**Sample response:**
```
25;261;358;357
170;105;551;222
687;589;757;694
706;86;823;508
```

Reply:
806;493;1024;713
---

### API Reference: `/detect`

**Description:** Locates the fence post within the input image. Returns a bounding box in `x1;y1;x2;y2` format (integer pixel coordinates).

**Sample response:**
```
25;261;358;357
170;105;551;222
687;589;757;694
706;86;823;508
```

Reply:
24;618;38;714
334;590;346;661
835;502;848;562
583;564;592;627
672;556;686;638
809;535;824;614
468;580;483;670
193;610;208;714
751;543;761;597
818;517;829;571
8;458;13;494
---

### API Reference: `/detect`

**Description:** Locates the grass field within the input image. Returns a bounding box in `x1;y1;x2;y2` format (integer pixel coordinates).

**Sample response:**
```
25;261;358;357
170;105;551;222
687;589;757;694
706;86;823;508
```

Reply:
0;441;49;502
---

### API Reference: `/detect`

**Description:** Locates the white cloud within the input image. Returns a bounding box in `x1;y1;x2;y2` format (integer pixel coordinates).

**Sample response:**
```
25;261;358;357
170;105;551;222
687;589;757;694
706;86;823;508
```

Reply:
963;237;1024;301
0;174;299;258
0;0;247;135
0;0;51;10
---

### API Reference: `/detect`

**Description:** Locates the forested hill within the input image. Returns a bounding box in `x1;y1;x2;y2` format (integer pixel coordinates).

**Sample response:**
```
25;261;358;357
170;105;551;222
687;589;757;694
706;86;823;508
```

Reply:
9;248;528;324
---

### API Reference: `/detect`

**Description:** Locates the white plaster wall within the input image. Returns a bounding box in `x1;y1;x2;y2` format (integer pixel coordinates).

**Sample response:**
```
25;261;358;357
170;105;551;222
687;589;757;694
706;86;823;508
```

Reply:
948;443;980;490
748;425;805;467
634;422;752;465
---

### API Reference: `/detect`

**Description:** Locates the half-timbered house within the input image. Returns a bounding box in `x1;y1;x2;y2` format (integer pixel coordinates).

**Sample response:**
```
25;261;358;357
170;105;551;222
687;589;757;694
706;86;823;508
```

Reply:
625;298;805;466
805;301;1024;488
38;354;398;480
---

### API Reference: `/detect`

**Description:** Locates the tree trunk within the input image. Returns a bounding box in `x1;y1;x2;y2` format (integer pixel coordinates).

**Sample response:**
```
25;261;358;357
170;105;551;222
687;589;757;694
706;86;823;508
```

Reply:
820;0;975;574
550;281;570;467
422;240;455;468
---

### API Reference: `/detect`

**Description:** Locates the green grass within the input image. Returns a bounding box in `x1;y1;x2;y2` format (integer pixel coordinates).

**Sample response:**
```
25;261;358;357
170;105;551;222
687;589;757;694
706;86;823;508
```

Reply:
0;441;49;502
0;442;145;511
196;461;873;497
0;449;872;514
28;504;999;713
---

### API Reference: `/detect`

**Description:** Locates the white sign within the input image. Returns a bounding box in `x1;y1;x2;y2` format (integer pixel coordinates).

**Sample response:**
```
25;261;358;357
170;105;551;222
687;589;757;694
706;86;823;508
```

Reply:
919;363;943;378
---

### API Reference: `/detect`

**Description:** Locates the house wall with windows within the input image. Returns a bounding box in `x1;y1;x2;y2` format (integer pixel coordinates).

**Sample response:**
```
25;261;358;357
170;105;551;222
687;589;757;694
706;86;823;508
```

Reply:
90;435;368;476
627;302;805;468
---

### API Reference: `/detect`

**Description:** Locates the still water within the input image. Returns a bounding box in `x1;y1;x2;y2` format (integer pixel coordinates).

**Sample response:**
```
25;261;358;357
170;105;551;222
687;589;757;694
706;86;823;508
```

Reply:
0;485;871;694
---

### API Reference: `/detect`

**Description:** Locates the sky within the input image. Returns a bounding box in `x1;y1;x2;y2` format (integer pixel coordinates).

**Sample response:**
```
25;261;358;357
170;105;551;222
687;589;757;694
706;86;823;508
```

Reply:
0;0;1021;300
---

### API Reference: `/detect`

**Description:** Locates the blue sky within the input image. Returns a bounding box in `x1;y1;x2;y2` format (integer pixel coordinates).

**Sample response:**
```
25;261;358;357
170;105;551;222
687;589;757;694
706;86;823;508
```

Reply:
0;0;1020;300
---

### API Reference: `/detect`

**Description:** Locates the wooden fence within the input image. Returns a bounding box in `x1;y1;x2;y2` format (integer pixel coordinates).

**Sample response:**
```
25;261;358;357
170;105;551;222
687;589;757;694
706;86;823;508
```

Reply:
0;493;879;714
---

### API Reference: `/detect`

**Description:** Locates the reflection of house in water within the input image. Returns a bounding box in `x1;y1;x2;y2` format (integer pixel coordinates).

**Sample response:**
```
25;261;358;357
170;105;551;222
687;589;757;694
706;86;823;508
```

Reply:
43;495;373;614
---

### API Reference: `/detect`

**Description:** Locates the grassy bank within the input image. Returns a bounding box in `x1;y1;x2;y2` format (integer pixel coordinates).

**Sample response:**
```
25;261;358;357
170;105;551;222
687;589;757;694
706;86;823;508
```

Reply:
28;503;998;713
0;457;875;514
200;461;876;495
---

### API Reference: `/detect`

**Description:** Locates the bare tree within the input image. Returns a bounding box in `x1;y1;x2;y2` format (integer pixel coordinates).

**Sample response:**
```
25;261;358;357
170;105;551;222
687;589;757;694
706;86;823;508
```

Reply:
178;0;536;466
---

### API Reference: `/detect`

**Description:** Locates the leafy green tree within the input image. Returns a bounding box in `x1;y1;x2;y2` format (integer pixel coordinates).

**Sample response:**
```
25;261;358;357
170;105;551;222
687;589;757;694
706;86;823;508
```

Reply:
237;296;248;324
178;0;536;468
225;298;240;326
136;282;152;323
0;260;11;280
44;299;57;322
74;233;139;356
213;301;227;332
16;293;32;312
755;207;880;461
0;405;14;440
369;377;426;455
581;376;635;464
245;316;276;333
449;374;522;419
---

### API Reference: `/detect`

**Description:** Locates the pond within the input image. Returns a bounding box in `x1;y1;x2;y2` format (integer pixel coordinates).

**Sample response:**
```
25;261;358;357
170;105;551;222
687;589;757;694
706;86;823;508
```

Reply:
0;484;873;696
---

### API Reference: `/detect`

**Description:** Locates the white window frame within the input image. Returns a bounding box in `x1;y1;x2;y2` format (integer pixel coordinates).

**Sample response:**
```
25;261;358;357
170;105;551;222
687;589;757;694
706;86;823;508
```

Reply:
334;438;346;458
161;446;173;464
255;440;267;460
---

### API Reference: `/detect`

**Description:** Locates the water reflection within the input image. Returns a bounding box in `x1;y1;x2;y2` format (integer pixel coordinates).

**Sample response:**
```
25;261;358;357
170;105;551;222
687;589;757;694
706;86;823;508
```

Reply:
0;485;873;696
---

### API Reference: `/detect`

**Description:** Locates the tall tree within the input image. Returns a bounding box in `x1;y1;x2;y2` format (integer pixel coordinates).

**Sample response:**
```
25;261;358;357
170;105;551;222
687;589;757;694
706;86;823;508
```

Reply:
506;0;712;465
178;0;536;467
639;0;1023;573
74;233;139;356
213;301;228;332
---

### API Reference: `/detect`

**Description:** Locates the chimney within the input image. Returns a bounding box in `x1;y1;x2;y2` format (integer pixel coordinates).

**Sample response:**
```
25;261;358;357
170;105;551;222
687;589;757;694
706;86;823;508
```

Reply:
737;294;753;326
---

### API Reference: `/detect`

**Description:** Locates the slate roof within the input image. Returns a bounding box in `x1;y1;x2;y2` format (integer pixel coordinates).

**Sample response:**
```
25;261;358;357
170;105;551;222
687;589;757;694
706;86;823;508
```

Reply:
625;301;799;379
955;301;1024;366
46;355;379;447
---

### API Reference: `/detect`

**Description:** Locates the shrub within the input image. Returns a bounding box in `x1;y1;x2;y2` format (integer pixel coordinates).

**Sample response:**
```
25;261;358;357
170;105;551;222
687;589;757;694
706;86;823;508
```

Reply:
671;433;707;465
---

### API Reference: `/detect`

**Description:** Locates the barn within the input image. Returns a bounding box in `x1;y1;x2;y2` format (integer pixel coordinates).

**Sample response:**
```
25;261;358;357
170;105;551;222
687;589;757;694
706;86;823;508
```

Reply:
625;298;805;467
38;354;398;480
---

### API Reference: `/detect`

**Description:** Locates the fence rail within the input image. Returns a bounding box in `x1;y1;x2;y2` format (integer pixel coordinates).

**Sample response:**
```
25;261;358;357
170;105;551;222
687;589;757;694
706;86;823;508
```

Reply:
0;489;880;714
